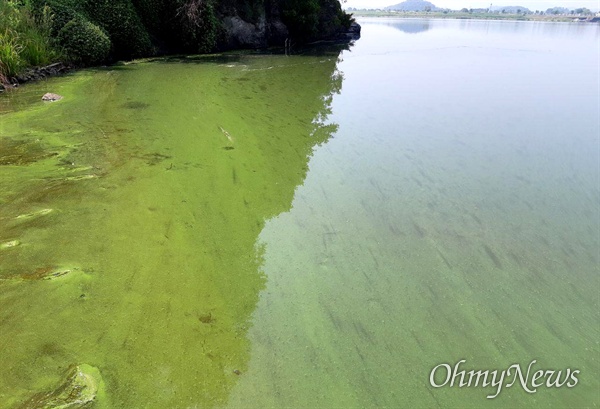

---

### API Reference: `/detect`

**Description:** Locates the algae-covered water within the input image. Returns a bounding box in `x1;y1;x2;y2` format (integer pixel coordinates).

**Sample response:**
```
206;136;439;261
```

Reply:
1;18;598;408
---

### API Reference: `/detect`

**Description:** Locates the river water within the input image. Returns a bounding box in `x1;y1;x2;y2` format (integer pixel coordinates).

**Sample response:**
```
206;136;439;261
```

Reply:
0;18;598;408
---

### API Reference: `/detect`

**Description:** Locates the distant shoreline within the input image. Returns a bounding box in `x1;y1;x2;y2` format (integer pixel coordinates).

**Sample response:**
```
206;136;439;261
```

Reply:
350;10;599;23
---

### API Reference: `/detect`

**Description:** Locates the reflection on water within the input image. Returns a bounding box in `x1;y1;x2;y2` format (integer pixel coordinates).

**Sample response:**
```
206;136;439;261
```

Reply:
0;17;599;409
386;19;432;34
388;17;600;37
227;18;599;409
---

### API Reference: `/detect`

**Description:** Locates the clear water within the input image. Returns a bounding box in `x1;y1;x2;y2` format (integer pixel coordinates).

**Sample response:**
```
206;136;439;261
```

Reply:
0;18;598;408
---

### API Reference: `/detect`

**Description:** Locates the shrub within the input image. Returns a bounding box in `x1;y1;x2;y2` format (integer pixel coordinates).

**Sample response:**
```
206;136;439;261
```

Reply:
131;0;166;37
316;0;353;38
57;17;110;65
281;0;320;41
83;0;153;58
173;0;220;53
219;0;265;24
32;0;153;59
281;0;353;42
29;0;85;34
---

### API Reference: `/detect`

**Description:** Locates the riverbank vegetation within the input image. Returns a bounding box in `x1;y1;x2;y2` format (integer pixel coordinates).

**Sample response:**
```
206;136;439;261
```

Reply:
0;0;353;84
0;1;59;83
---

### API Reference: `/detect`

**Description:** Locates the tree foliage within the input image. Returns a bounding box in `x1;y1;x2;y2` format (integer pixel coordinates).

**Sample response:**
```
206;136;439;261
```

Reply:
281;0;352;42
57;16;110;64
11;0;352;68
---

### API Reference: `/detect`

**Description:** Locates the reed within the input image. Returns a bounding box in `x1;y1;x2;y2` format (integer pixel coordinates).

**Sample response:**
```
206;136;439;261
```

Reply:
0;1;60;82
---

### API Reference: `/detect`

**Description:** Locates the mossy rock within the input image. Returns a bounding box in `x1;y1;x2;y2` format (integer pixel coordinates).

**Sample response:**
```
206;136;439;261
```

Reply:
57;17;111;65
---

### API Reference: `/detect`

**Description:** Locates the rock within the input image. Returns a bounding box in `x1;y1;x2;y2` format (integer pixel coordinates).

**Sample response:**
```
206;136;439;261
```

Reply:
222;16;268;48
268;19;289;45
344;22;361;41
0;240;21;250
17;364;103;409
220;14;287;48
16;62;70;85
42;93;63;102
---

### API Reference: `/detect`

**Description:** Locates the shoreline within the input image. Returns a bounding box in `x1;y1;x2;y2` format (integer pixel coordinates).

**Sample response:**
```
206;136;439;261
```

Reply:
350;11;599;23
0;34;360;94
0;62;73;93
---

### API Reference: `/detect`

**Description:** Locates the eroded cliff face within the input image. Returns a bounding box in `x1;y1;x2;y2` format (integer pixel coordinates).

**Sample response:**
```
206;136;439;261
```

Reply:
221;15;291;48
216;0;287;48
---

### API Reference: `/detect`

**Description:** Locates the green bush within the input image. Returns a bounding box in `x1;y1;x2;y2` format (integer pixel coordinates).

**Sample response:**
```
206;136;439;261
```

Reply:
29;0;85;34
317;0;353;38
32;0;153;59
57;17;110;64
219;0;265;24
193;0;220;53
281;0;353;42
83;0;153;58
131;0;166;37
172;0;220;53
281;0;320;41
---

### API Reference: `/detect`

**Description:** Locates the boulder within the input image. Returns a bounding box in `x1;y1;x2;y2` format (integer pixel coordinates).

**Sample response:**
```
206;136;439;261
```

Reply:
345;22;361;40
42;93;63;102
222;16;267;49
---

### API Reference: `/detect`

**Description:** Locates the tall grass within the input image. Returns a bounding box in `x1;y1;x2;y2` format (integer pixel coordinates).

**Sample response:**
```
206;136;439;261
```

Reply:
0;1;60;83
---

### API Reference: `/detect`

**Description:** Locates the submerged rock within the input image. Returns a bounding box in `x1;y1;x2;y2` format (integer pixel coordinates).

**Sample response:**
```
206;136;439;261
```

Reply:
0;240;20;250
18;364;103;409
42;93;63;102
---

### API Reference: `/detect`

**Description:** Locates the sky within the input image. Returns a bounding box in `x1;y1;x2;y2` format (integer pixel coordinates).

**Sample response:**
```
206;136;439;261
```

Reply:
342;0;600;11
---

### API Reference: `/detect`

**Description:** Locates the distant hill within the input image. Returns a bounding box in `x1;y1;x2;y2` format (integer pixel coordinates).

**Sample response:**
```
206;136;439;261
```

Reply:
490;5;532;13
385;0;438;12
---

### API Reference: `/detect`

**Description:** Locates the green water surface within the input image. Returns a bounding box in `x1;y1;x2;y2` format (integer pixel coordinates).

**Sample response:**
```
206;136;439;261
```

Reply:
0;19;599;409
